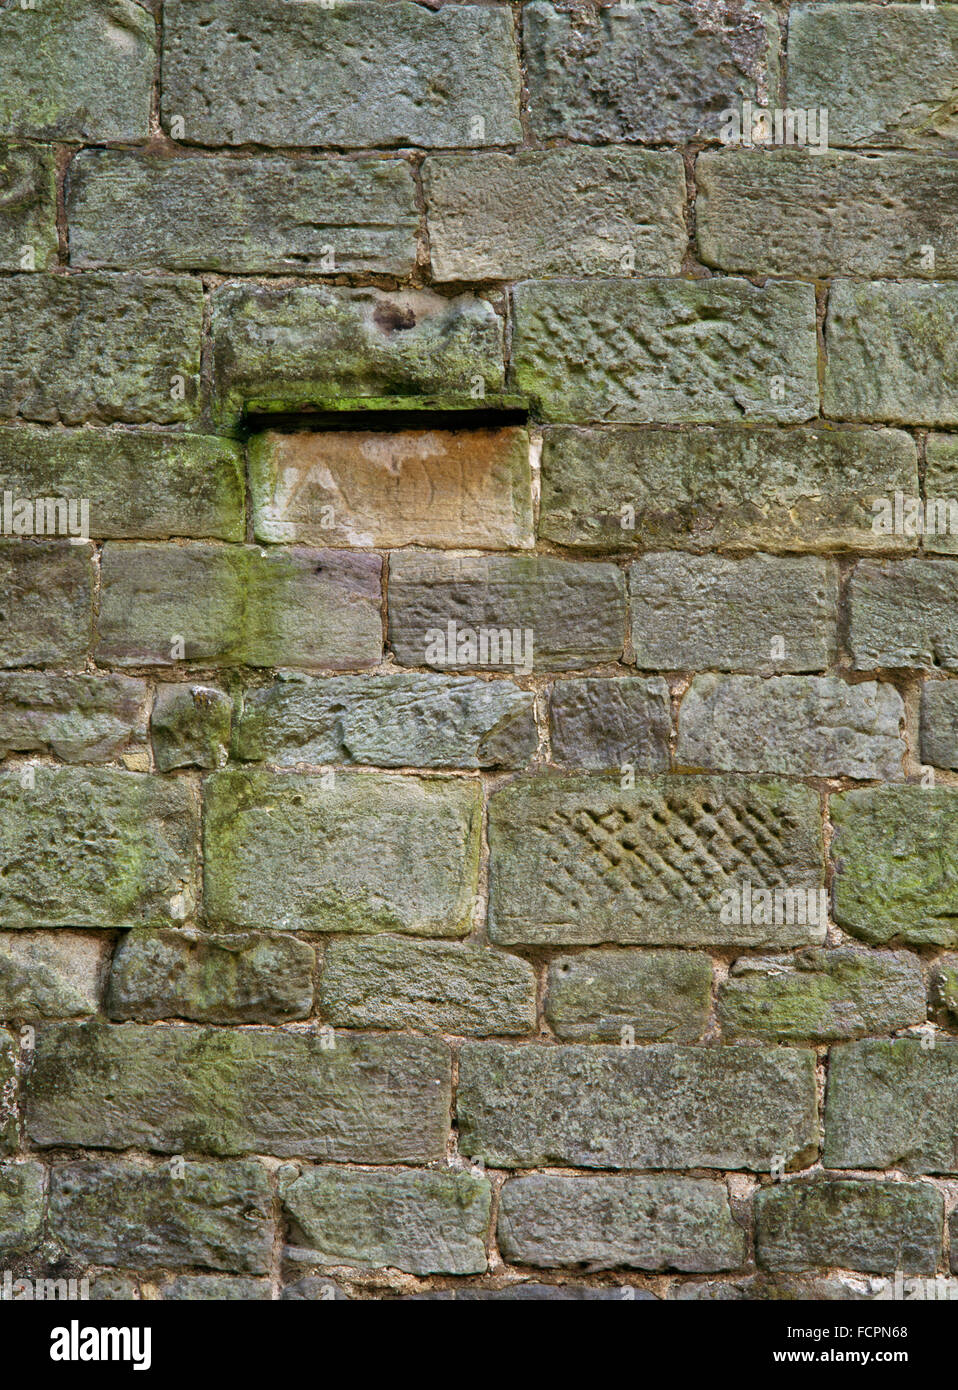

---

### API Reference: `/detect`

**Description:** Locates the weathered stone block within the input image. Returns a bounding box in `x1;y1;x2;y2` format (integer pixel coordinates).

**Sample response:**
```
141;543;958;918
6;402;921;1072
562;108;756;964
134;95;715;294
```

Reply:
98;543;382;670
107;928;314;1024
698;150;958;278
212;283;505;428
162;0;521;148
424;148;686;280
498;1175;744;1272
0;542;92;668
488;774;825;948
671;1275;872;1302
831;786;958;946
388;553;626;672
68;150;418;276
0;274;202;425
920;681;958;769
630;554;838;672
151;684;232;772
49;1160;273;1273
825;281;958;426
850;558;958;670
249;428;533;549
755;1180;943;1274
0;768;198;929
87;1274;140;1302
539;425;917;554
923;434;958;555
512;277;818;424
398;1284;651;1301
676;675;905;778
545;950;711;1043
0;0;154;141
824;1039;958;1173
0;143;57;270
204;770;480;936
718;948;926;1043
932;954;958;1024
281;1168;491;1275
0;1162;44;1257
160;1277;272;1301
0;674;145;762
923;439;958;558
788;3;958;148
458;1042;818;1170
549;677;671;772
524;0;780;143
0;1034;15;1155
320;935;536;1036
0;933;105;1019
234;672;537;771
27;1023;451;1161
0;427;244;541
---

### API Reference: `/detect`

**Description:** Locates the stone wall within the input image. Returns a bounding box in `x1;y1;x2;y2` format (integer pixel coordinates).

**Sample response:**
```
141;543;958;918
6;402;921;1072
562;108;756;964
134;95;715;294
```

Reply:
0;0;956;1300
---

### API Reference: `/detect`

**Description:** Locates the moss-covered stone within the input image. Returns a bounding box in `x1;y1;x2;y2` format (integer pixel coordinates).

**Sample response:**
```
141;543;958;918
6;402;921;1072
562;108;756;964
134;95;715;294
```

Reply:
755;1179;943;1275
107;928;314;1023
498;1175;744;1272
27;1022;451;1161
162;0;522;149
0;143;57;270
424;148;687;280
631;554;839;673
99;543;383;670
487;775;825;948
0;1032;16;1155
0;933;105;1019
719;948;926;1042
0;1161;44;1257
831;786;958;945
211;283;504;429
544;950;711;1043
0;542;93;669
932;954;958;1024
512;277;818;424
825;280;958;426
49;1160;273;1273
160;1276;272;1300
698;150;958;278
921;681;958;769
458;1042;818;1171
151;684;232;772
850;557;958;671
539;425;917;555
0;274;202;426
204;770;481;936
320;935;536;1035
677;675;905;779
68;150;419;277
923;435;958;557
825;1038;958;1173
0;0;154;141
548;678;671;772
281;1167;491;1275
0;673;146;762
524;0;780;143
0;768;199;929
0;427;244;541
388;552;626;672
789;2;958;148
234;672;537;771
